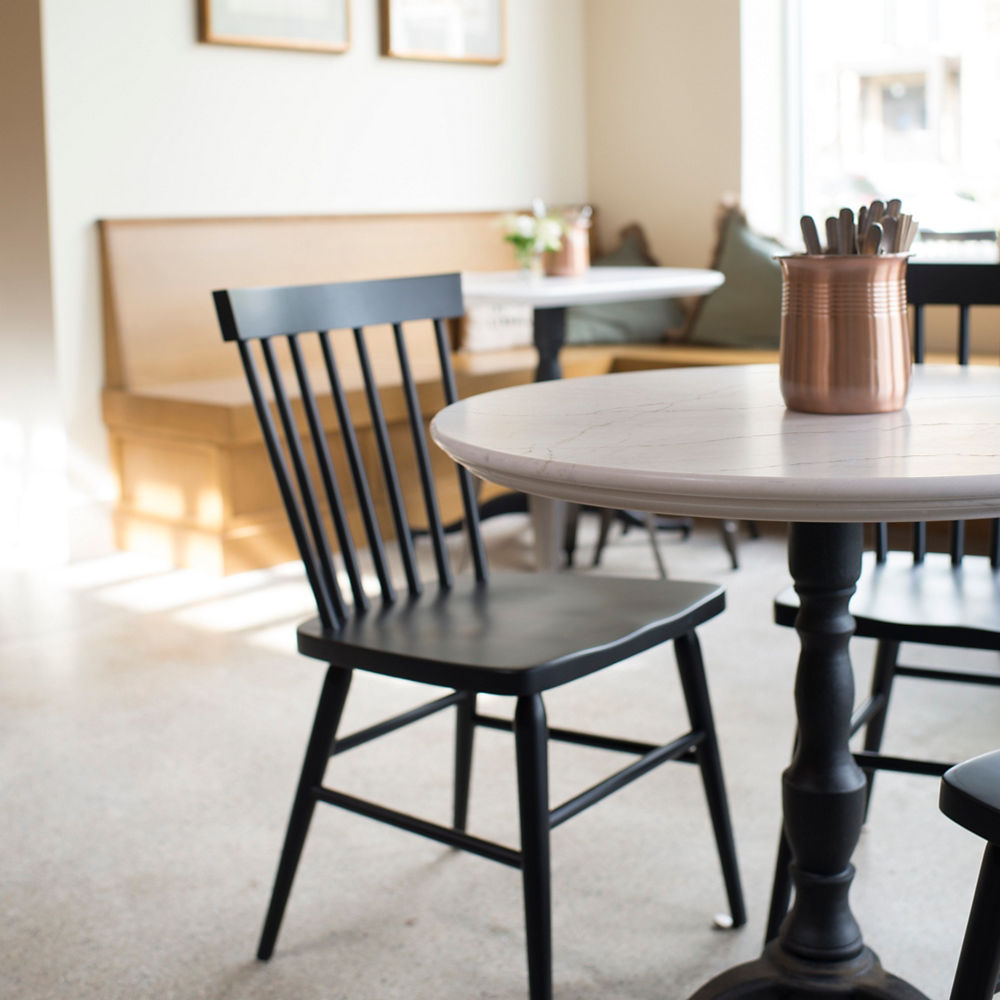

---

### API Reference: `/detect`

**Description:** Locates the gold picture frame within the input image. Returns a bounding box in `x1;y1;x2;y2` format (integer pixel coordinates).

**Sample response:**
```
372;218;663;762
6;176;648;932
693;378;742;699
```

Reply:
381;0;505;65
199;0;350;54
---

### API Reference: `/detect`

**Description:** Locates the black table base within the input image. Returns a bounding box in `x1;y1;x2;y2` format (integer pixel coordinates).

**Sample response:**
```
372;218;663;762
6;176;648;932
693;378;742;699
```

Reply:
689;522;930;999
689;942;928;998
532;304;566;382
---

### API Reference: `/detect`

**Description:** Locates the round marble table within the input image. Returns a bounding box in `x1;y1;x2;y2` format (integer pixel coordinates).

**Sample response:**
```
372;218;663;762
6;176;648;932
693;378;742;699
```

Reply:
432;363;1000;999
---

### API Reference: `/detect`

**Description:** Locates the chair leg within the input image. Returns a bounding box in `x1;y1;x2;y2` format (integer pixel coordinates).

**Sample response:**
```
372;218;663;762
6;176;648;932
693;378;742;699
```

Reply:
591;508;616;567
764;731;799;943
258;665;353;961
514;694;553;1000
950;843;1000;1000
562;503;581;567
764;829;794;943
861;639;900;819
718;520;740;570
453;691;477;831
674;632;747;927
643;512;670;579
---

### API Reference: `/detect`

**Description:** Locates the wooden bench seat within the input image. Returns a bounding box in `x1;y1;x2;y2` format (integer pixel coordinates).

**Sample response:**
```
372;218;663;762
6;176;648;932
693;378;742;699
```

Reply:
103;361;537;574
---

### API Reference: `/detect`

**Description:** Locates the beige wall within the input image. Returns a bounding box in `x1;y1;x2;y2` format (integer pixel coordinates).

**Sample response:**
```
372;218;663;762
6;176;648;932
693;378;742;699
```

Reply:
0;0;67;566
583;0;742;267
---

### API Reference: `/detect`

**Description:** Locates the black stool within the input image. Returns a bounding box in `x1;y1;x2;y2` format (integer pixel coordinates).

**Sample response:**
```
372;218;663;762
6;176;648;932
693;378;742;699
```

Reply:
940;749;1000;999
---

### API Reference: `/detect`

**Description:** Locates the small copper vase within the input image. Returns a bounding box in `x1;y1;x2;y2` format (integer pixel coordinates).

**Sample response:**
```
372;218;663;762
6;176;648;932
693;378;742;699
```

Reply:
545;222;590;277
778;253;911;414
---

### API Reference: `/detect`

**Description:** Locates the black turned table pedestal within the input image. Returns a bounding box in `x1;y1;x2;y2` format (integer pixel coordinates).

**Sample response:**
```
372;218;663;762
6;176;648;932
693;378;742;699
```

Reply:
688;522;927;1000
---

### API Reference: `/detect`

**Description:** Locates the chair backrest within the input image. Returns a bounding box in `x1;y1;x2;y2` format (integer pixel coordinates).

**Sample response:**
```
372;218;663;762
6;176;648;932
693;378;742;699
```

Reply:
906;262;1000;365
213;273;488;631
875;262;1000;567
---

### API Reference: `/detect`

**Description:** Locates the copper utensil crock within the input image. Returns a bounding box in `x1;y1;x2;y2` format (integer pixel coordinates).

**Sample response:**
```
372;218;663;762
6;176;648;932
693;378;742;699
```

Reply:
778;253;911;414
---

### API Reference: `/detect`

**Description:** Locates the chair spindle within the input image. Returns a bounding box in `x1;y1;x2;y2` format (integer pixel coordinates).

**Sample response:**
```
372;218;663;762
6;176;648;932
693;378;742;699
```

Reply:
958;305;971;365
318;331;397;605
433;318;488;584
353;326;422;597
875;522;888;563
287;334;369;613
913;303;926;363
951;520;966;566
237;340;341;630
391;321;452;589
261;339;348;624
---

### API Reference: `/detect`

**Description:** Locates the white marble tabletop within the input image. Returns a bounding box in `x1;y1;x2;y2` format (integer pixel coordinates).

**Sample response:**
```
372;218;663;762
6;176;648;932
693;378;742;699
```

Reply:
431;363;1000;523
461;266;724;308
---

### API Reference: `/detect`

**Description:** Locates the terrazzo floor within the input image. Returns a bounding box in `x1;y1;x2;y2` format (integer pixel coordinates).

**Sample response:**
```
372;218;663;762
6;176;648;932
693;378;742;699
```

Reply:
2;514;996;999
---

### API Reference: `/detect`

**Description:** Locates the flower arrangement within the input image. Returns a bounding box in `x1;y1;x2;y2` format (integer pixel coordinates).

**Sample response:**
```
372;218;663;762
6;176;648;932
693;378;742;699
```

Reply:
502;199;564;270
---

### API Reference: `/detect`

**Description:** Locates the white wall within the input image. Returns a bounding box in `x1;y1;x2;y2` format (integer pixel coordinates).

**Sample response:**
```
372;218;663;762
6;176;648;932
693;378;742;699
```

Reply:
39;0;588;558
582;0;742;268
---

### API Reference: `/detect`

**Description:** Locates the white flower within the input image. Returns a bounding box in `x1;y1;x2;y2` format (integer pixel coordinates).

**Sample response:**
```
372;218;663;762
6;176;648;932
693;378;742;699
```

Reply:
535;216;564;251
501;200;565;262
512;214;536;238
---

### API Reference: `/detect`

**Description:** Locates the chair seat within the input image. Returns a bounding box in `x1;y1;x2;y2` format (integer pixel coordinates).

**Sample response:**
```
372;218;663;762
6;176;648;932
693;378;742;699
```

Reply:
941;749;1000;844
298;570;724;695
774;550;1000;649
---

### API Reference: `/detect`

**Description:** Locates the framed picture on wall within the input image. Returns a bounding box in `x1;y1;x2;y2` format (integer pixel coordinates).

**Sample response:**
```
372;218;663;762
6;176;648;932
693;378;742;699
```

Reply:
381;0;505;65
199;0;350;54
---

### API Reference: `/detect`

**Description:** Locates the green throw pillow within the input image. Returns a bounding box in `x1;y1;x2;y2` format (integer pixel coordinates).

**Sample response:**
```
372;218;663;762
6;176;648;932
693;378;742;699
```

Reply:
685;210;786;348
565;229;686;344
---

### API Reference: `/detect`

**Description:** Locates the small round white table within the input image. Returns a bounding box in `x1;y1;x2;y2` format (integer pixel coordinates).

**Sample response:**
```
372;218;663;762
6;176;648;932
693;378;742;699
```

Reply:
462;266;725;569
432;363;1000;999
461;266;723;381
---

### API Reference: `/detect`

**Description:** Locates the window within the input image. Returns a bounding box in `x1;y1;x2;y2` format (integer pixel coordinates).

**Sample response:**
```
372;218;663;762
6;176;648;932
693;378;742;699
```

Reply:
742;0;1000;258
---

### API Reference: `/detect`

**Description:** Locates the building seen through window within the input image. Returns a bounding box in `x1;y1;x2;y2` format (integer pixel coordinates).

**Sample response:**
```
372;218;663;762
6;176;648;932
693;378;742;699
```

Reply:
748;0;1000;257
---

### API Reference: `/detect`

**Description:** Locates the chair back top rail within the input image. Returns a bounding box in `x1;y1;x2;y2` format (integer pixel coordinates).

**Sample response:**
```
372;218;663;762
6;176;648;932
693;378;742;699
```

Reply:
214;273;486;631
214;274;465;342
906;262;1000;307
907;262;1000;365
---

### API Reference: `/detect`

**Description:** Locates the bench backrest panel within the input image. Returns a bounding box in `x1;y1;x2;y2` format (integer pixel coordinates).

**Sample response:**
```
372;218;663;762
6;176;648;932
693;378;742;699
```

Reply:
100;212;516;389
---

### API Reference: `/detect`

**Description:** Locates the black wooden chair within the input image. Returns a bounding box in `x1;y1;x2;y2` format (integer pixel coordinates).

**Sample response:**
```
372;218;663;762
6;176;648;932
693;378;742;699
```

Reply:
939;749;1000;1000
765;261;1000;943
212;273;745;1000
